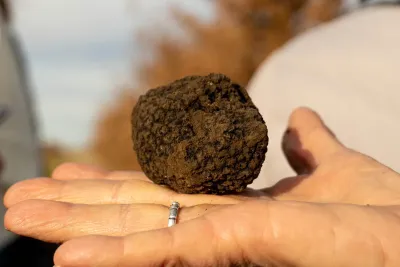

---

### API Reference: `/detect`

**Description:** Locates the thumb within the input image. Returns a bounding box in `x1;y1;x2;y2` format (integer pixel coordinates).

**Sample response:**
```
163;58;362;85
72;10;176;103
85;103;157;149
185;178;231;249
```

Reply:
282;107;345;174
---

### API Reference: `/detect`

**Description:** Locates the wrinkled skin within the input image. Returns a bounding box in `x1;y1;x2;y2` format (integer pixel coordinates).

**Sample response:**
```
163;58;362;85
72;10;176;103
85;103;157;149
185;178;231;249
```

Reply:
4;107;400;267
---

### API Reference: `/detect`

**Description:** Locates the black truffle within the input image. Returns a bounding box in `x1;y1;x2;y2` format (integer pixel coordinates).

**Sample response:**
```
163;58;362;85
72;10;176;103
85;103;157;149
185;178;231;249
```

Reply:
132;73;268;194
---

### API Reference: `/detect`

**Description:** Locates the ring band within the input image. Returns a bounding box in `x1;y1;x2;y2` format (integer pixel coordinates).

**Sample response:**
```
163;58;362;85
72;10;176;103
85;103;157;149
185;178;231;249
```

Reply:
168;201;180;227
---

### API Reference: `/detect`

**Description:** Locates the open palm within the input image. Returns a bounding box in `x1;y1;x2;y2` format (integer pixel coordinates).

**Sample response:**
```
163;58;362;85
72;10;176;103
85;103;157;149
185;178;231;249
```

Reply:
4;108;400;266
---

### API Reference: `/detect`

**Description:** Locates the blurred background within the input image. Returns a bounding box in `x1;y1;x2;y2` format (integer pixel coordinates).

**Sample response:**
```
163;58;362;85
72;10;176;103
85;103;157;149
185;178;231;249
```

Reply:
13;0;342;175
14;0;215;174
0;0;380;266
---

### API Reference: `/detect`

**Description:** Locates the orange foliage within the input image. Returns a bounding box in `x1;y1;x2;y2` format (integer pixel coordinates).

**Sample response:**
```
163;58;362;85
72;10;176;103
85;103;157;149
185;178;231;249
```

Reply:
41;143;65;176
90;91;142;171
91;0;342;171
140;0;305;87
42;143;101;175
296;0;342;31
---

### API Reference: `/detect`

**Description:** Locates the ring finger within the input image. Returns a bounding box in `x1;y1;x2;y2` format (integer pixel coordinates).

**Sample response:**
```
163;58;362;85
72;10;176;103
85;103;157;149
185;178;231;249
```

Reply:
4;199;218;243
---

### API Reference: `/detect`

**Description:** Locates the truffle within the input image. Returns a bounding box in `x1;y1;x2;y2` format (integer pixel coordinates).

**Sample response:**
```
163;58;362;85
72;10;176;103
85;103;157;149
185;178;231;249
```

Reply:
131;73;268;194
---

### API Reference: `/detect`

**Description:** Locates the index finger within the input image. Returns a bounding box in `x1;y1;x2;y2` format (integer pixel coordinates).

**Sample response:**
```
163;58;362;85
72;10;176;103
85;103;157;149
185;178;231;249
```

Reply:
52;163;150;182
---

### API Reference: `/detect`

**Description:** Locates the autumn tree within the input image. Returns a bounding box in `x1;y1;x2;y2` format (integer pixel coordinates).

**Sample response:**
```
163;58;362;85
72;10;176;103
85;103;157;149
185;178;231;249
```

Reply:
139;0;307;88
91;0;342;171
91;90;142;171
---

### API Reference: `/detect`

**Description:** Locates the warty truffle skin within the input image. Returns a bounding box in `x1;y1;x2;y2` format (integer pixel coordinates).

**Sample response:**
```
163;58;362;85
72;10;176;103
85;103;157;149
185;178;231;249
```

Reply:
131;73;269;195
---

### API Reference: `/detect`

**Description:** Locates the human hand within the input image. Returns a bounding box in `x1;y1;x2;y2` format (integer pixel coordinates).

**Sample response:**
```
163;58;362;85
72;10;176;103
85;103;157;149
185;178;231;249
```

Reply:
4;107;400;266
3;158;268;244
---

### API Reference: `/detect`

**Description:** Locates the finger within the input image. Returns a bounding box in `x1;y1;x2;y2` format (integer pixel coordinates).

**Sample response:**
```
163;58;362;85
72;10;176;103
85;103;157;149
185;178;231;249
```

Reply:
4;199;216;243
4;178;241;208
103;171;151;181
52;163;109;180
51;163;150;182
54;212;235;267
54;201;400;267
3;178;162;208
282;107;345;174
264;175;310;199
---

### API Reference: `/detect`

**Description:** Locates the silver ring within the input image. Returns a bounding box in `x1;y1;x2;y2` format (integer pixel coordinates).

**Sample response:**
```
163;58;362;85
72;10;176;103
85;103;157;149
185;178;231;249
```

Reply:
168;201;180;227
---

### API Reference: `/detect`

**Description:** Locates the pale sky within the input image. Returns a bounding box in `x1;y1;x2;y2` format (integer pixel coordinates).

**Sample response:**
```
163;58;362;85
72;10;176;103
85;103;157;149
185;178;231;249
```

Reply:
11;0;213;148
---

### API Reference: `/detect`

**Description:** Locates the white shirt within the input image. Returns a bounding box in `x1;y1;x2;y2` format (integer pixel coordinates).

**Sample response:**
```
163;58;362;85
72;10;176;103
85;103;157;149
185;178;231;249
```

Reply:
248;6;400;188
